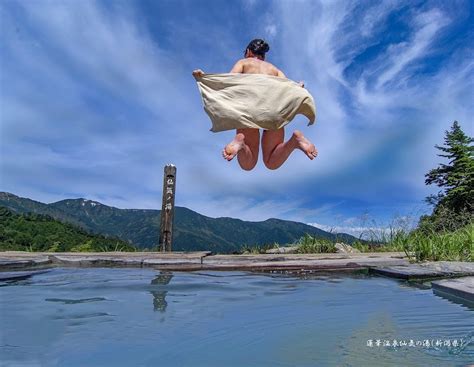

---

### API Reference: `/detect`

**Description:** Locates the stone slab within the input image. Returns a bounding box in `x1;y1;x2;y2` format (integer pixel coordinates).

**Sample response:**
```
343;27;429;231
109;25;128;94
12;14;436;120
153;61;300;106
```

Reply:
0;251;410;272
0;252;211;268
0;256;51;270
370;261;474;280
431;276;474;304
0;269;50;281
203;252;407;264
197;255;409;271
0;251;211;258
370;266;441;279
143;258;204;265
50;255;145;267
48;252;210;267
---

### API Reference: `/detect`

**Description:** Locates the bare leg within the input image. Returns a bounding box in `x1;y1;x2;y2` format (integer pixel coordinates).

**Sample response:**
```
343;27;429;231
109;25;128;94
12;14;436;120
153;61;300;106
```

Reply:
262;129;317;170
222;128;260;171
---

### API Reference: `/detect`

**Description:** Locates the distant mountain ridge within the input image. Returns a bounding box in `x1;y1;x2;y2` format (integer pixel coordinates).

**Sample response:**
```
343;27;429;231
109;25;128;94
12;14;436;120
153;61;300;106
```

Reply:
0;192;358;253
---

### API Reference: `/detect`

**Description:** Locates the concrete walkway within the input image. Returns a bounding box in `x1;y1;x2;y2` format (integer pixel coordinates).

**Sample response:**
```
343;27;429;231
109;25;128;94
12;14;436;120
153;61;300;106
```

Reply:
1;251;473;307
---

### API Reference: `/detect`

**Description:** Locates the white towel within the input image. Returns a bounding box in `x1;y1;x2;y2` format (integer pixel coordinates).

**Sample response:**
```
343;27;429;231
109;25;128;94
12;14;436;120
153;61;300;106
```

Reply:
194;73;316;132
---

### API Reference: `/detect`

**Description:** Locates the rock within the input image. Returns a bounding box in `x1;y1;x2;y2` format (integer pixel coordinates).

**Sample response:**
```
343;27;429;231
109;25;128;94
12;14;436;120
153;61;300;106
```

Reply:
432;276;474;304
265;246;299;254
335;243;360;253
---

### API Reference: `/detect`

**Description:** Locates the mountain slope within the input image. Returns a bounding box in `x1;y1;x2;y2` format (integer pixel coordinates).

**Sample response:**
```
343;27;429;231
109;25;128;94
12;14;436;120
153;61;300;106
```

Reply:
0;192;358;253
0;206;136;252
0;192;83;226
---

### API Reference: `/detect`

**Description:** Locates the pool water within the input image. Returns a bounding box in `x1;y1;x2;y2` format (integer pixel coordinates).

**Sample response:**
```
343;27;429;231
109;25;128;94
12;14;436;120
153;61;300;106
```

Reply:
1;268;473;366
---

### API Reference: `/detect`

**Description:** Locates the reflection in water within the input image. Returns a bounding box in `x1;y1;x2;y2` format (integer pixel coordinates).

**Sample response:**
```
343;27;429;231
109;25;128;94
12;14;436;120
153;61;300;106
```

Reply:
2;268;474;366
45;297;107;304
432;288;474;310
150;271;173;312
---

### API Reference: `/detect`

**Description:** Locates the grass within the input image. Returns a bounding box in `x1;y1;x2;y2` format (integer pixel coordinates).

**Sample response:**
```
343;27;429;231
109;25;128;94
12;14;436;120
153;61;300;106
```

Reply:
296;234;336;254
97;243;135;252
240;243;279;254
238;222;473;262
400;223;473;262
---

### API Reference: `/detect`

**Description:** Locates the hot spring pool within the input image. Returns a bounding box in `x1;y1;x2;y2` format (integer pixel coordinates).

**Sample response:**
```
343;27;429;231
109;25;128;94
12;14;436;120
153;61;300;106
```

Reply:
1;268;473;366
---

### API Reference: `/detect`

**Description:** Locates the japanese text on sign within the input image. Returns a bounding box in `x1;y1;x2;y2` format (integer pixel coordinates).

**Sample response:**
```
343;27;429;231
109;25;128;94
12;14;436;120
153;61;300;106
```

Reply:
165;178;174;211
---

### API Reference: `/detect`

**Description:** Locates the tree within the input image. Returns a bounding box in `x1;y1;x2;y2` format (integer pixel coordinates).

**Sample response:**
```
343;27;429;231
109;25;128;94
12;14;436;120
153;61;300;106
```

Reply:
423;121;474;230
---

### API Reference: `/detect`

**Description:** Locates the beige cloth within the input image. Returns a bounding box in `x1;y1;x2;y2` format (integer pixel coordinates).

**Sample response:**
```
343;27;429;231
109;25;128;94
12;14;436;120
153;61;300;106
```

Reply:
194;73;316;132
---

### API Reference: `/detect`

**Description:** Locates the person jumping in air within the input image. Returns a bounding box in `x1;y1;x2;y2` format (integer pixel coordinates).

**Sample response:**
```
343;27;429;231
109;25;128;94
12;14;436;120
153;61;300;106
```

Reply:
193;38;317;171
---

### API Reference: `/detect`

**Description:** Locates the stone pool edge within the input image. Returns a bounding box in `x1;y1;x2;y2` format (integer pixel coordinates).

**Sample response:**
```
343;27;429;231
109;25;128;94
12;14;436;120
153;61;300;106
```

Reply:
1;251;473;307
0;251;409;271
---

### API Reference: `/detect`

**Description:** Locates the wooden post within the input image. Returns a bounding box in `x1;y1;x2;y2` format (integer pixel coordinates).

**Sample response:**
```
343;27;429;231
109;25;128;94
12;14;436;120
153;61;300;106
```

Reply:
159;164;177;252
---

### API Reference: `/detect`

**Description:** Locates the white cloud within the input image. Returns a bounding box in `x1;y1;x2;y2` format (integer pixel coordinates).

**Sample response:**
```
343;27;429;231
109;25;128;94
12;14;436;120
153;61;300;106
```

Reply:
374;9;449;89
359;0;400;38
1;0;472;230
309;222;381;238
309;213;417;239
264;24;277;39
242;0;257;10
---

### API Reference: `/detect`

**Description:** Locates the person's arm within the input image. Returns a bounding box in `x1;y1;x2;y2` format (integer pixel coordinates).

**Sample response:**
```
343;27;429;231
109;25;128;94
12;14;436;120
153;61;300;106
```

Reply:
230;60;244;73
277;68;304;87
276;69;286;78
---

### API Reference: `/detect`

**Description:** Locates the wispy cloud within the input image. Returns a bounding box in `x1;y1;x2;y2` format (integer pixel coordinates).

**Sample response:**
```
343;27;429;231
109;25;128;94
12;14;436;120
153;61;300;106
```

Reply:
309;213;418;239
1;0;472;228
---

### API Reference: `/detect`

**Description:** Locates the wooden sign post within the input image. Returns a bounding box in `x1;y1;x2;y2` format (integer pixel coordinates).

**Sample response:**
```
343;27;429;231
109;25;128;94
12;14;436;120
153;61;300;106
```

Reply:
159;164;177;252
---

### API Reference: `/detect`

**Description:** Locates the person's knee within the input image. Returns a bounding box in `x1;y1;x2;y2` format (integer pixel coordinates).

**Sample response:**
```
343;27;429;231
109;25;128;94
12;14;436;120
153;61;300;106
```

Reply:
238;154;258;171
262;151;274;168
242;165;256;171
241;161;258;171
263;158;278;170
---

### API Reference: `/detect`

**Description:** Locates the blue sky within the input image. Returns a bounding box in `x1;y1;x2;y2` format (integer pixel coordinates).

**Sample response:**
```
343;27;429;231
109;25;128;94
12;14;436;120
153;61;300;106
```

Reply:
1;0;473;236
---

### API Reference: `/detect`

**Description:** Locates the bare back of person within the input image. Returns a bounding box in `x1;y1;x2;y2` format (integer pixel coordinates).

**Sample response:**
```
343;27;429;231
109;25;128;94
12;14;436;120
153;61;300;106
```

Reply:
193;39;317;170
232;57;282;77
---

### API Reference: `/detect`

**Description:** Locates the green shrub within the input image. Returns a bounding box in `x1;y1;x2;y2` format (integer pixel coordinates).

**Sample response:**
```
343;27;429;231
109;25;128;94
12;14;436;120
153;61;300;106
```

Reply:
402;223;473;262
296;234;336;253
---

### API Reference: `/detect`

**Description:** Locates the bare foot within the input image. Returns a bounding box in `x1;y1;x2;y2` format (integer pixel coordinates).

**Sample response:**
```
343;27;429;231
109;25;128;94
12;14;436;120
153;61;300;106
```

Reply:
293;130;318;160
222;133;245;161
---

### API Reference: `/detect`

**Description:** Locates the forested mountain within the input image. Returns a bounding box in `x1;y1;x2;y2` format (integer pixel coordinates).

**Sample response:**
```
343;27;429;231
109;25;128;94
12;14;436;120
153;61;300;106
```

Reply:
0;206;136;252
0;192;358;253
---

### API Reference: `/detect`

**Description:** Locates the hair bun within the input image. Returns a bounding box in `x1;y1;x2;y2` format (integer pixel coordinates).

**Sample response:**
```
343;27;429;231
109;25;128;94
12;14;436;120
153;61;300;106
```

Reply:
246;38;270;57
